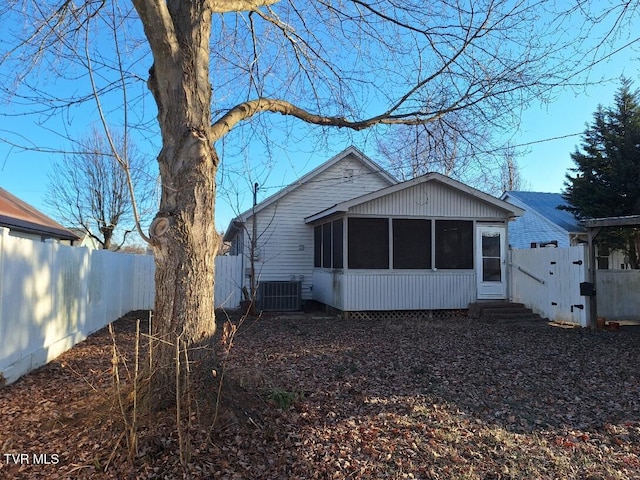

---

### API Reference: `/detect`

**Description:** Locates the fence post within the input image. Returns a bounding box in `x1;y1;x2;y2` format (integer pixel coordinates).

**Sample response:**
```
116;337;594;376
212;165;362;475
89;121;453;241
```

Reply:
586;229;599;329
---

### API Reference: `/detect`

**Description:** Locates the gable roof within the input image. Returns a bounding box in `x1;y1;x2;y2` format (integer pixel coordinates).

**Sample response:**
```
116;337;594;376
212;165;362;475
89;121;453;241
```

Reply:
0;187;79;241
305;172;524;223
223;146;397;240
501;191;584;233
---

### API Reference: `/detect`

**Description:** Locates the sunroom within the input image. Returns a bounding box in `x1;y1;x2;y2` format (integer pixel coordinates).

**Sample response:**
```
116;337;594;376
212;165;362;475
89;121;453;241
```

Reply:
305;173;523;313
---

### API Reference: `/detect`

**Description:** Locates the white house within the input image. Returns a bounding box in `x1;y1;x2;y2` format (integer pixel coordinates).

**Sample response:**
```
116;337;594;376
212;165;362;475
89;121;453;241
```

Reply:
224;147;523;313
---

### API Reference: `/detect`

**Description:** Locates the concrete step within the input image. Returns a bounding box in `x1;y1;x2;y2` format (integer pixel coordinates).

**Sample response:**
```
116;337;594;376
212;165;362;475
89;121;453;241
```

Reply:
481;308;534;317
468;301;546;323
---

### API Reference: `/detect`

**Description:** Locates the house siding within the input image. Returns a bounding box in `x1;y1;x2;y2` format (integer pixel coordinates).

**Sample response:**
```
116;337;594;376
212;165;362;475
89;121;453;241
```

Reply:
312;269;345;310
344;271;476;310
309;178;515;311
312;270;476;311
349;181;506;218
229;153;521;312
242;153;393;300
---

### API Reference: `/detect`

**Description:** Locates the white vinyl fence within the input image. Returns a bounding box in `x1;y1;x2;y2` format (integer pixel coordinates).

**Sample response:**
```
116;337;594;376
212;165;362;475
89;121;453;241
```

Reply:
510;245;589;326
596;270;640;321
214;255;243;310
0;227;244;385
0;228;154;385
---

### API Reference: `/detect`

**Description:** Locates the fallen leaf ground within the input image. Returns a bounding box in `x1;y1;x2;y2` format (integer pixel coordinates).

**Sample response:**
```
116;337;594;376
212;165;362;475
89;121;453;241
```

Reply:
1;310;639;479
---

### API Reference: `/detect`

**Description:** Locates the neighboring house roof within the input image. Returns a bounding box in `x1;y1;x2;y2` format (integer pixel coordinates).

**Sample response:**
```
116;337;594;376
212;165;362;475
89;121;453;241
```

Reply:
502;191;584;233
500;191;585;248
0;187;80;242
306;172;524;224
223;146;397;242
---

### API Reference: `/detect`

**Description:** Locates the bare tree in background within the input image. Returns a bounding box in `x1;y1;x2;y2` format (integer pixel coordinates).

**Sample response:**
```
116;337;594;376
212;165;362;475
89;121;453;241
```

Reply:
1;0;638;417
46;128;156;250
377;117;528;194
500;146;528;193
377;111;495;181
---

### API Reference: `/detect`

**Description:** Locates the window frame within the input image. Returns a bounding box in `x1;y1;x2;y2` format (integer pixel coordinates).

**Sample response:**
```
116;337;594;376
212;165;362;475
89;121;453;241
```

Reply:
313;225;322;268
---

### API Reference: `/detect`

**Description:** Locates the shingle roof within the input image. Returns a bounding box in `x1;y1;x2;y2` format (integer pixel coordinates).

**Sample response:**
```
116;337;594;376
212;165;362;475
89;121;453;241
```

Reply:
504;191;584;233
0;187;79;241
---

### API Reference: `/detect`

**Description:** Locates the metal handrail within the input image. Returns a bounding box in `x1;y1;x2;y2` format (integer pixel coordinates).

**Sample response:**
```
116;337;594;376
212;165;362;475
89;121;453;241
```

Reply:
515;265;546;285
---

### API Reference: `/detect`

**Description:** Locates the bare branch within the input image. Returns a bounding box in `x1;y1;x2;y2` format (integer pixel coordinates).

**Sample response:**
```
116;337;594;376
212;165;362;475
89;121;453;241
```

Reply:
211;97;442;141
84;3;152;245
211;0;280;13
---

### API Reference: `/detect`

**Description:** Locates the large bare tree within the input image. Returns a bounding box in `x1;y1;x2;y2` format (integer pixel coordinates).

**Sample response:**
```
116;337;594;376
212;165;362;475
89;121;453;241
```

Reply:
1;0;638;412
46;127;156;250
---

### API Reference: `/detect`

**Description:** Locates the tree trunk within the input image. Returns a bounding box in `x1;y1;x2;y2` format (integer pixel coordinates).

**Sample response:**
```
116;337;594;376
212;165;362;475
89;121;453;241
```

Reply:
102;227;113;251
136;1;218;411
148;148;217;409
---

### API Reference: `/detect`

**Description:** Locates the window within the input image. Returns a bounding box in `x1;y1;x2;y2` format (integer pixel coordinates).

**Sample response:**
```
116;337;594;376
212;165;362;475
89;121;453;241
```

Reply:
325;217;474;270
348;217;389;269
230;233;244;256
596;244;610;270
393;219;431;269
313;220;344;269
435;220;473;269
332;219;344;268
313;226;322;267
322;223;332;268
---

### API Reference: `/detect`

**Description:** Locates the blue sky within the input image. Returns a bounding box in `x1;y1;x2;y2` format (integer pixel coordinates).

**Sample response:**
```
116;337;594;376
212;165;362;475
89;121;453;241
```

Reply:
212;45;640;231
0;10;639;235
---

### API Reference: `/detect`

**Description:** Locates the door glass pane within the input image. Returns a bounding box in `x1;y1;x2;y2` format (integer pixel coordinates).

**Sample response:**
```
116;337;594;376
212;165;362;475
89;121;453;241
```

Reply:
482;258;502;281
482;232;501;257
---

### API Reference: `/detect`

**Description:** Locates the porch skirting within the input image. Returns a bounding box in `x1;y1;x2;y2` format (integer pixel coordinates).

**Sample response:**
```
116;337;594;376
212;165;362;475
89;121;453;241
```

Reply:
340;309;468;321
312;269;476;312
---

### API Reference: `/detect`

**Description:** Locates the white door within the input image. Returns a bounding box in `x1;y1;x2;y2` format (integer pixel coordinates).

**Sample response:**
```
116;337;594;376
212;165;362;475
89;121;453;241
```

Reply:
476;225;507;299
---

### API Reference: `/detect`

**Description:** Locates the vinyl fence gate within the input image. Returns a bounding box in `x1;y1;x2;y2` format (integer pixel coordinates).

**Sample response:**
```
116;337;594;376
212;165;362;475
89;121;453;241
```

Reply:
510;245;588;326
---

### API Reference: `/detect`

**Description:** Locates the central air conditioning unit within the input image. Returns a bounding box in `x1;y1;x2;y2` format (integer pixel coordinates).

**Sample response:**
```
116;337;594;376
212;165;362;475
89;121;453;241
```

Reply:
258;281;302;311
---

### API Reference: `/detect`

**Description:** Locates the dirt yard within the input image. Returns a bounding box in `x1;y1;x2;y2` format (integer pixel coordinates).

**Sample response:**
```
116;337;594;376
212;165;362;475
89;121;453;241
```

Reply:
1;311;639;479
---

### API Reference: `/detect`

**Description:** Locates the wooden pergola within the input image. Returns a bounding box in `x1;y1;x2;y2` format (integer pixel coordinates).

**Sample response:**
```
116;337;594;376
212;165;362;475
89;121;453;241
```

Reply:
582;215;640;328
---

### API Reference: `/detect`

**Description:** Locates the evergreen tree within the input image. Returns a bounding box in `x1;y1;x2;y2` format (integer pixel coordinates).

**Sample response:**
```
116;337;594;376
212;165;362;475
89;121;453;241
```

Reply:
563;79;640;268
